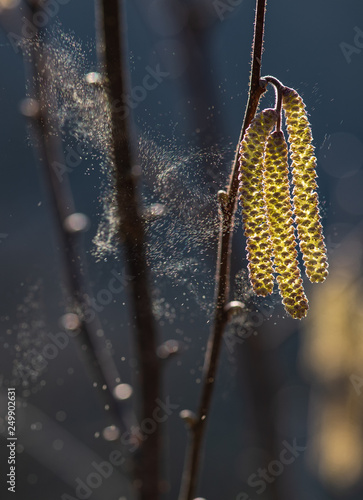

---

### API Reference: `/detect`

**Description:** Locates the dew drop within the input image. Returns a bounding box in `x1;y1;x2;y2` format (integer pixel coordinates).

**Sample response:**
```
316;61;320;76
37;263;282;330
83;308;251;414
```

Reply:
64;213;90;233
19;97;39;118
60;313;80;331
113;383;133;400
102;425;120;441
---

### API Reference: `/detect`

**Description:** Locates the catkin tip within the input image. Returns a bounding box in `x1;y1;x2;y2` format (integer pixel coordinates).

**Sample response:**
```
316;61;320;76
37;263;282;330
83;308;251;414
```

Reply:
263;130;309;319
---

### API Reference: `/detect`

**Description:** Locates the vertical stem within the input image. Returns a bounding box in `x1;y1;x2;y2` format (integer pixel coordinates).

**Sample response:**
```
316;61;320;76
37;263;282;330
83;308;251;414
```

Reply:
95;1;161;499
23;1;131;435
178;1;267;499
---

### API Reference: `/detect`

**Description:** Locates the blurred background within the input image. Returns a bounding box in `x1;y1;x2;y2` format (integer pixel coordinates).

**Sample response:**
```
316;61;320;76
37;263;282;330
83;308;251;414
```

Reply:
0;0;363;499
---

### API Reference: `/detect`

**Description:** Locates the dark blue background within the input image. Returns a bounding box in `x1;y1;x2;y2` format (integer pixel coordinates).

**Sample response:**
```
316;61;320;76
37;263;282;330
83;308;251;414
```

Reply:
1;1;363;499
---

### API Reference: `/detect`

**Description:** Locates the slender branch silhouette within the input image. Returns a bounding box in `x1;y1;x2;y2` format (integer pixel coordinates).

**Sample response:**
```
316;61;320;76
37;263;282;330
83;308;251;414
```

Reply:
96;1;161;499
20;1;134;440
178;1;267;498
0;1;330;500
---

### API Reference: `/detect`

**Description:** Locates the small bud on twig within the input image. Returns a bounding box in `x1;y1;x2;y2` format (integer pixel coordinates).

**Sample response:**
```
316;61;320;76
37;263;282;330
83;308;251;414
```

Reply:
225;301;246;321
179;409;197;428
157;339;182;360
19;98;40;119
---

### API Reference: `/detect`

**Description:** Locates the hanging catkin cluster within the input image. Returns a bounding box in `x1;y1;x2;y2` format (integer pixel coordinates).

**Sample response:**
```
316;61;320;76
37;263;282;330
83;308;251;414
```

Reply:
238;83;328;319
282;87;329;283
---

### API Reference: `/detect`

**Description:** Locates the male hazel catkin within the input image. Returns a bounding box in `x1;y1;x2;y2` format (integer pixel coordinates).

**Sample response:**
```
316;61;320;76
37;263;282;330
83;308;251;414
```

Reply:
263;130;309;319
282;87;329;284
238;109;277;297
238;81;328;319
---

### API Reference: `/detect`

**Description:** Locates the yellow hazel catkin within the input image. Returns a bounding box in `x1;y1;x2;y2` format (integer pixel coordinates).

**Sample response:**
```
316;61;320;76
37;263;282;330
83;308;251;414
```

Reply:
238;108;277;296
263;131;309;319
282;87;328;283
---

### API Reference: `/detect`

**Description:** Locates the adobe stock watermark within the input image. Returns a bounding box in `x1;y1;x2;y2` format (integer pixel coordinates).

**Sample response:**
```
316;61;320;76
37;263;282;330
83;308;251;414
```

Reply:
110;64;170;120
340;26;363;64
61;397;180;500
7;0;71;54
17;269;133;376
236;438;306;499
83;269;134;323
52;141;93;182
213;0;243;22
52;64;170;182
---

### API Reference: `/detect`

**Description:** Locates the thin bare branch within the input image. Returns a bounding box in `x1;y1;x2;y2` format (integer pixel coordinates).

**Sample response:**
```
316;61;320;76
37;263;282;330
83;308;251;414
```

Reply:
178;1;267;498
21;2;133;436
95;1;161;499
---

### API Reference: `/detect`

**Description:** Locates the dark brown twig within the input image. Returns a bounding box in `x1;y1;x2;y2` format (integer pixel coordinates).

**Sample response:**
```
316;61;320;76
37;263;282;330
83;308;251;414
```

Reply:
178;1;267;498
20;1;133;436
95;1;161;499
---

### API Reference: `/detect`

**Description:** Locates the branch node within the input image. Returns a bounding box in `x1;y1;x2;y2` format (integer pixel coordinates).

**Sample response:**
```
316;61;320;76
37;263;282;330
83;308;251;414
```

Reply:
224;301;246;321
217;190;229;216
259;78;267;89
19;97;40;119
179;409;198;429
157;339;183;360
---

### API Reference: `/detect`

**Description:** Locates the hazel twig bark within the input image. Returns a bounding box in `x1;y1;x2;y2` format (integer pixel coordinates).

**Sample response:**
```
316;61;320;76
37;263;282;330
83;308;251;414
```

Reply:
96;2;161;499
178;1;268;499
21;1;132;436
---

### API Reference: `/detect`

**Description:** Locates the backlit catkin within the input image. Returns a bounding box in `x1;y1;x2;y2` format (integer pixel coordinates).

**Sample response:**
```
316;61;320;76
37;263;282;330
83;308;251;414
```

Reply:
263;131;309;319
238;109;277;296
282;87;328;283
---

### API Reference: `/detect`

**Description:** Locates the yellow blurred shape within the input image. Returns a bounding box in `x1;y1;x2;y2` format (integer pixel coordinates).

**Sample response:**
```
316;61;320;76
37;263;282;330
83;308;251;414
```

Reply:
303;242;363;489
317;398;363;489
0;0;20;10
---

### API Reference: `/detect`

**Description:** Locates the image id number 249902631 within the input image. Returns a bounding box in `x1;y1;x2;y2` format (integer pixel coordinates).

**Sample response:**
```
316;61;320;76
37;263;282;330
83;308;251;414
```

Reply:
7;388;16;493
